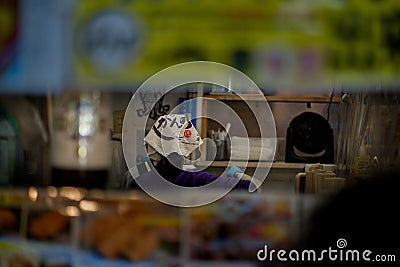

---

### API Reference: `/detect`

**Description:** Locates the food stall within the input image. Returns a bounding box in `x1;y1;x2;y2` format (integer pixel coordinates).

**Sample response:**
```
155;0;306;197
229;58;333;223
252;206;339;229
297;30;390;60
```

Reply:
1;0;400;266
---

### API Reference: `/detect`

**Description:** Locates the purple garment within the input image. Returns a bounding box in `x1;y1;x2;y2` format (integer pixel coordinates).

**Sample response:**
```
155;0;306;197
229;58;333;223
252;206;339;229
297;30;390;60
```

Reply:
173;170;251;190
133;170;253;191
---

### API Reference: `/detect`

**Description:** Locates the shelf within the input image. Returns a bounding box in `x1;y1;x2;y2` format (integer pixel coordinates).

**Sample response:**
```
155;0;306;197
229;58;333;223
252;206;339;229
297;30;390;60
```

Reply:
195;161;305;170
205;94;342;103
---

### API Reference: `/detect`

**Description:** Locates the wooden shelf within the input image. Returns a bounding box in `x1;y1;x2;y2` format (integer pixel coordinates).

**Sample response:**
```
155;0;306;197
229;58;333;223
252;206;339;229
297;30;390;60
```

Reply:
195;161;305;170
205;94;341;103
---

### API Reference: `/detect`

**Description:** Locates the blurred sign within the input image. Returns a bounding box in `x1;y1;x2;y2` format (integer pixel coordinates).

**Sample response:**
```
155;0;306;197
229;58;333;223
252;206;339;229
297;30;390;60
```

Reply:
1;0;400;93
74;6;143;85
73;0;400;90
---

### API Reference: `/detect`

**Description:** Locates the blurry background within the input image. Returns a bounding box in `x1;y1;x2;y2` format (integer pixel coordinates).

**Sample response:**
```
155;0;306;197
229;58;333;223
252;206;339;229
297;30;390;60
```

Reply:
1;0;399;187
1;1;400;265
1;0;400;93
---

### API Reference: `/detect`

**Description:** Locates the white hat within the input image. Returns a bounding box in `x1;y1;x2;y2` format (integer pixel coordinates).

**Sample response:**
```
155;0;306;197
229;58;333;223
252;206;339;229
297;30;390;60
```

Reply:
144;114;203;158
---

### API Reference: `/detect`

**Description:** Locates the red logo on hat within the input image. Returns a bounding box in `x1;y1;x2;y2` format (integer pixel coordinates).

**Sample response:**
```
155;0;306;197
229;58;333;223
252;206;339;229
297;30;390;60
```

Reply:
184;130;192;138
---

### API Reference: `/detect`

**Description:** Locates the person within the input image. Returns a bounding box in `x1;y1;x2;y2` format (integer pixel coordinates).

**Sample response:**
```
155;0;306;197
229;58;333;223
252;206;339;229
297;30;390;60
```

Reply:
292;172;400;266
126;114;253;190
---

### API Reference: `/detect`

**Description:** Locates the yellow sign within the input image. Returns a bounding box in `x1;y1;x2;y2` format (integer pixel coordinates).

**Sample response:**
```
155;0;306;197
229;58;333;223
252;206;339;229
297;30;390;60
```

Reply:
73;0;400;88
353;156;371;177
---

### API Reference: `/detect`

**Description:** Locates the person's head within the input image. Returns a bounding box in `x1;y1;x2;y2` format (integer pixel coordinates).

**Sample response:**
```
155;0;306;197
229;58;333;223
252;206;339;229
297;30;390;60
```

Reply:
294;172;400;266
144;114;202;182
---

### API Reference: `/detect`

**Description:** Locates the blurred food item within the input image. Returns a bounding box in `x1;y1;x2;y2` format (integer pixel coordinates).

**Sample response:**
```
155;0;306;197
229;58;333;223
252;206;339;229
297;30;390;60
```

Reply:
0;240;40;267
28;211;68;240
189;197;294;261
82;212;160;262
262;221;287;243
94;215;141;259
121;227;160;262
80;200;180;263
0;209;17;233
8;255;36;267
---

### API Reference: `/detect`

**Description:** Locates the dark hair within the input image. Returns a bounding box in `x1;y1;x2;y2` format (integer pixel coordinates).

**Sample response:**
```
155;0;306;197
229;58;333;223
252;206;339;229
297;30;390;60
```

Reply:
153;152;184;183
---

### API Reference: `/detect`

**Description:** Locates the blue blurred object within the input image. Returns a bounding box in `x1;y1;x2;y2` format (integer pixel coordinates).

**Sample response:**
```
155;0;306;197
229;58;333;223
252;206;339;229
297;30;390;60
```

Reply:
226;166;243;178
